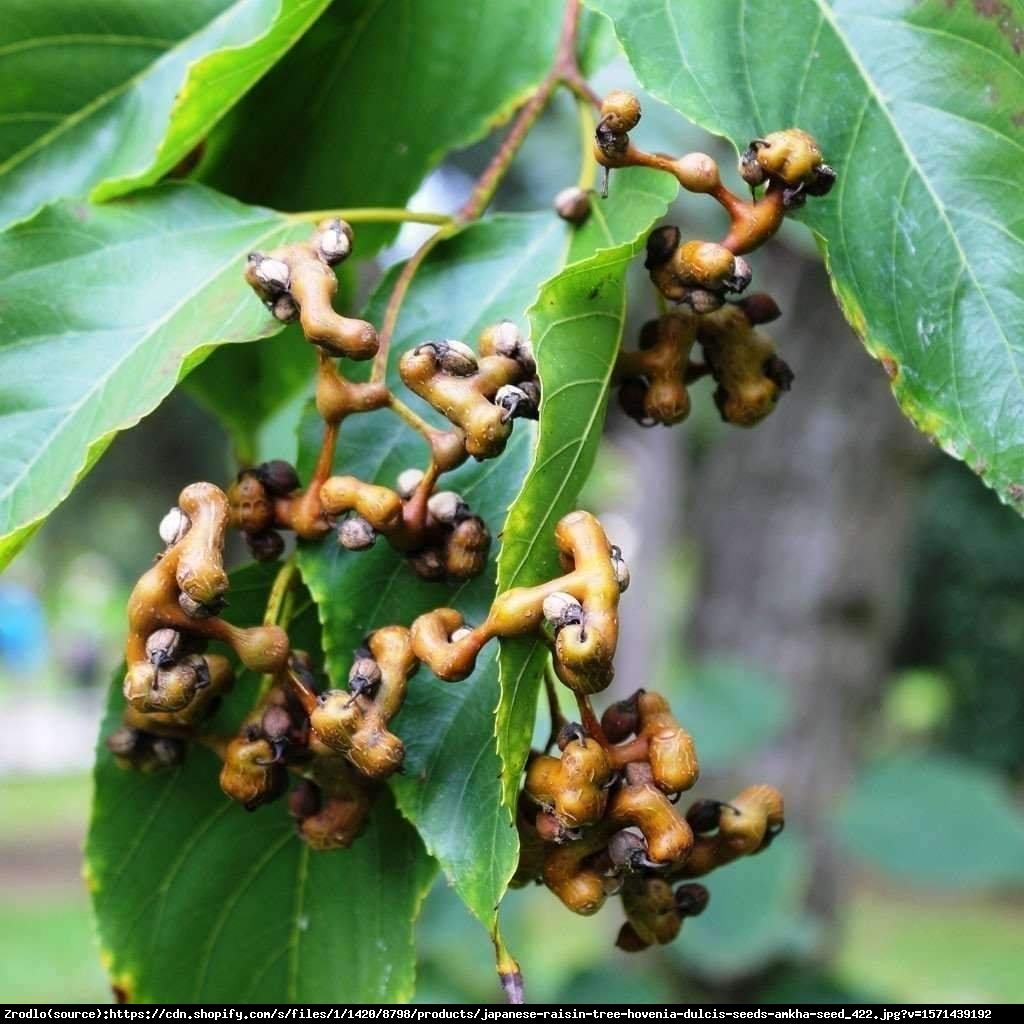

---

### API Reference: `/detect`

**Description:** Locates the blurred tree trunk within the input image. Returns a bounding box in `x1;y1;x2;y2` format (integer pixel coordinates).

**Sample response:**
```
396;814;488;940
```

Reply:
686;251;930;940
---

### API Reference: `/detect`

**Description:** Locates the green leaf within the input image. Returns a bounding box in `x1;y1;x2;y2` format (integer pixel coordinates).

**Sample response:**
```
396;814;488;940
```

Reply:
577;6;623;75
186;326;316;464
834;752;1024;889
86;563;437;1002
295;171;673;928
590;0;1024;512
0;182;305;570
0;0;329;228
496;168;677;808
201;0;566;251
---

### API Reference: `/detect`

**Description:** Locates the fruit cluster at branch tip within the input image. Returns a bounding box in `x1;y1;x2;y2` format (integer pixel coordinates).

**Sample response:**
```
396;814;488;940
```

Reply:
399;323;540;460
513;689;783;952
107;216;786;954
120;483;288;718
101;50;816;998
231;221;539;576
107;495;641;854
245;218;377;358
593;89;834;431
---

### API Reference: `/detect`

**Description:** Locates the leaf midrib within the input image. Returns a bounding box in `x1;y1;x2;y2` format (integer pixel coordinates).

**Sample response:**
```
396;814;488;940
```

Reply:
192;830;293;1000
502;254;632;587
816;0;1024;425
0;33;173;60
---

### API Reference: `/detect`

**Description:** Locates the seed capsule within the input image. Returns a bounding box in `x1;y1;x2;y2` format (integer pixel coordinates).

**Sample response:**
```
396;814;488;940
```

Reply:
255;459;300;496
481;320;534;371
107;726;143;758
491;321;522;355
601;693;640;742
726;256;753;294
246;530;285;563
494;384;535;423
534;810;580;844
150;736;186;768
686;289;724;315
739;143;768;187
396;468;425;500
338;516;377;551
427;491;466;525
261;704;293;744
554;186;591;225
608;829;649;872
554;721;586;750
289;779;322;820
178;591;219;619
158;507;190;546
736;293;782;325
174;652;211;689
436;340;478;376
229;474;273;534
145;628;182;668
806;164;837;197
315;218;353;266
271;294;298;322
624;761;654;787
251;255;290;293
542;591;584;630
348;656;382;695
645;225;681;269
609;545;630;593
518;379;541;410
675;883;710;917
686;799;726;834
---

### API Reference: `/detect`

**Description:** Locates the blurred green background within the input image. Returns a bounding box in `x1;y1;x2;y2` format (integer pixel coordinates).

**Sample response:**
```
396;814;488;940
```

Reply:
2;64;1023;1005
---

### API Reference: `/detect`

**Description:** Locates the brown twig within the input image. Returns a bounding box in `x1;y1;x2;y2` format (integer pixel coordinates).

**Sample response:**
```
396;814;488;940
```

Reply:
371;0;592;385
576;693;610;750
370;226;455;383
543;662;570;751
458;0;593;221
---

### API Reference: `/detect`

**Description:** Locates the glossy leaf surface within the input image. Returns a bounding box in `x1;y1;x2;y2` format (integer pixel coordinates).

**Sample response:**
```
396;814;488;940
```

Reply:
592;0;1024;510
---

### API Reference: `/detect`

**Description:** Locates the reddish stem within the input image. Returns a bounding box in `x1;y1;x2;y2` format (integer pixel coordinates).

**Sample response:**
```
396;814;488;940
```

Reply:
576;693;610;749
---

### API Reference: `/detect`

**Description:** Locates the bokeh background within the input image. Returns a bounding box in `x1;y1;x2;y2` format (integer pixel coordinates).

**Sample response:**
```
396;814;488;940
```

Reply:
2;64;1023;1004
